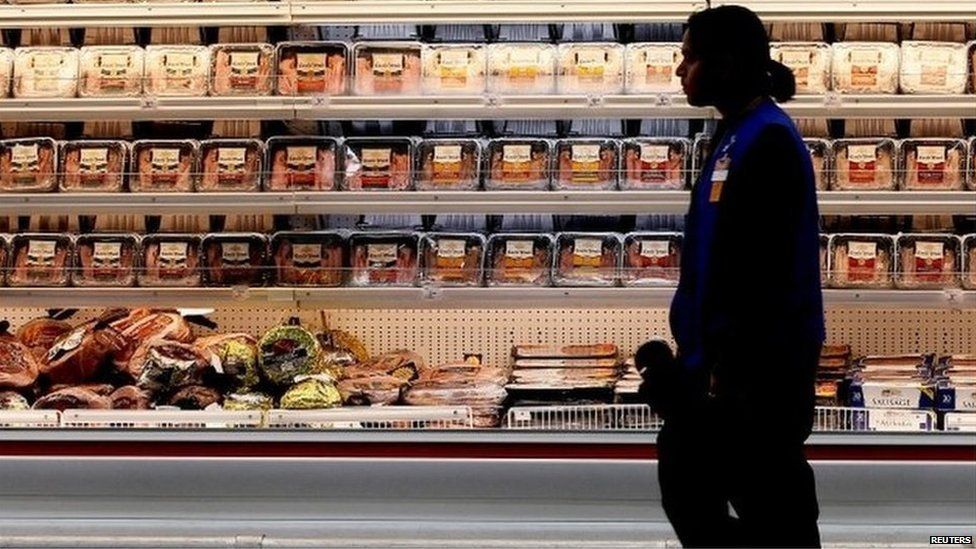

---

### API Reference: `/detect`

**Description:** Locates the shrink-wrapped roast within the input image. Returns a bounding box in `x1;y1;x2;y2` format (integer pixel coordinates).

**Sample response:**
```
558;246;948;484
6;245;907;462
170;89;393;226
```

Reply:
0;322;41;390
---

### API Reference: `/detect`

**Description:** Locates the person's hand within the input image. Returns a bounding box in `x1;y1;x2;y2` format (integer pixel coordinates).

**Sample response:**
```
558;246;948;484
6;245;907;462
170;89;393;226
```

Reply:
634;340;678;420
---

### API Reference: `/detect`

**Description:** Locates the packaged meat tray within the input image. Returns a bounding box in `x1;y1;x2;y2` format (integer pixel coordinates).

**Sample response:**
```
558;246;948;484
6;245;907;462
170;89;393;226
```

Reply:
342;137;413;191
72;233;138;287
13;47;79;98
0;235;8;286
0;137;58;193
899;138;966;191
202;232;268;287
895;233;960;290
130;140;198;193
769;42;831;94
485;138;551;191
624;43;682;94
486;233;553;287
138;234;202;287
829;234;894;289
78;46;144;98
59;140;128;193
622;232;682;287
831;138;897;191
514;358;619;369
899;41;969;95
969;137;976;192
487;43;557;95
692;134;711;183
144;45;211;97
514;343;617;359
420;232;485;287
553;138;619;191
421;43;487;95
265;136;338;192
964;235;976;291
276;41;348;96
830;42;900;94
554;232;621;287
0;48;12;98
806;138;830;191
353;41;422;95
209;43;274;96
415;138;481;191
620;138;689;190
820;234;830;283
7;234;72;287
271;231;346;287
556;42;624;95
197;139;264;192
349;231;419;287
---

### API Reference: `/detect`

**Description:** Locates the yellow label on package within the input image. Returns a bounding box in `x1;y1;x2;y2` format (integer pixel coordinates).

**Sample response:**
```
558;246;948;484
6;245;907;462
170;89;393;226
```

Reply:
372;53;404;75
29;240;57;260
573;238;604;268
230;52;260;72
439;49;470;68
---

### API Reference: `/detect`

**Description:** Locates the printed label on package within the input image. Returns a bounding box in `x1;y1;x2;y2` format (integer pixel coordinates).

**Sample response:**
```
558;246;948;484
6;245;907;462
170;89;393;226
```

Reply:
639;240;671;259
221;242;251;263
505;240;535;260
93;242;122;262
571;144;602;163
292;243;321;266
159;242;188;262
437;239;468;259
362;148;391;169
640;144;670;163
368;243;398;267
503;144;532;163
434;145;463;164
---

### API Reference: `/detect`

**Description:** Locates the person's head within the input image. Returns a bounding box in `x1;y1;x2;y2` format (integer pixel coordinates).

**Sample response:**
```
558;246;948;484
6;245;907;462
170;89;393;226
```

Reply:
676;5;796;110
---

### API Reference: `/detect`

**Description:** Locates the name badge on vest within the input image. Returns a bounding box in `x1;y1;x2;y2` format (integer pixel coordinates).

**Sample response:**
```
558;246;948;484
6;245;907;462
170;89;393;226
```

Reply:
710;155;730;203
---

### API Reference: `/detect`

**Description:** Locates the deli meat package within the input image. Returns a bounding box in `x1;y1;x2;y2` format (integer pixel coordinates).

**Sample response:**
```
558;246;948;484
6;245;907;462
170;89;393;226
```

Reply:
130;139;198;193
553;138;619;191
487;43;557;94
0;137;58;193
73;233;139;287
139;234;202;287
353;41;422;95
622;232;681;287
485;138;551;191
109;308;194;379
15;316;72;363
415;138;481;191
349;231;419;287
769;42;831;94
900;138;966;191
420;232;485;287
271;231;346;287
8;234;72;287
556;42;624;95
805;138;830;191
964;235;976;290
342;137;413;191
554;232;621;287
0;48;12;98
202;232;268;287
830;42;900;94
145;45;211;97
624;43;682;94
209;43;274;96
59;140;128;193
421;43;487;95
266;136;338;191
42;314;127;385
831;138;896;191
513;343;617;359
820;234;830;283
829;233;894;289
0;235;8;286
895;233;960;289
276;41;348;96
899;41;969;95
197;139;263;192
486;233;553;287
969;137;976;192
78;46;144;97
621;137;689;190
13;47;79;98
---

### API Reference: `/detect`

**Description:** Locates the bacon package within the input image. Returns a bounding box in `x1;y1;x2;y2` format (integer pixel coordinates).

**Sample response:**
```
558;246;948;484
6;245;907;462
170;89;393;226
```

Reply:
963;234;976;291
624;43;682;94
420;232;485;287
831;42;900;94
78;46;144;97
0;137;58;193
485;138;551;190
209;43;274;96
139;234;201;287
8;234;72;287
202;233;268;287
276;41;348;96
554;232;621;287
769;42;831;94
0;48;12;98
342;138;413;191
271;231;346;287
486;233;553;287
621;137;689;190
896;234;960;290
487;43;557;94
353;42;422;95
73;233;138;287
197;139;263;192
130;139;198;193
831;138;896;191
829;234;894;289
421;43;487;94
349;231;419;287
553;138;619;191
622;232;681;287
415;138;481;191
900;138;966;191
806;138;830;191
13;47;79;98
899;41;969;95
266;136;338;191
557;42;624;95
145;45;210;97
60;140;128;193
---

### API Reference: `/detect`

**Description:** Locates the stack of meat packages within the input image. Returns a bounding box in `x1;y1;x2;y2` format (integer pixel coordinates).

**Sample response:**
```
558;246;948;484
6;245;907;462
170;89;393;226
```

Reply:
402;360;508;428
614;356;644;403
506;343;622;405
817;344;852;406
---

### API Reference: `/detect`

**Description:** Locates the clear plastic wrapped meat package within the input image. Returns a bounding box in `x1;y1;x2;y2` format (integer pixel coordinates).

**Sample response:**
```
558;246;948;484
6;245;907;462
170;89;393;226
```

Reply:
486;233;553;287
60;140;128;193
349;231;420;287
201;232;268;287
621;137;689;190
415;138;481;191
820;234;830;284
963;234;976;290
421;43;487;95
769;42;831;94
900;138;966;191
895;233;960;290
139;233;202;287
829;233;894;289
420;232;485;287
0;234;8;287
144;45;211;97
899;41;969;95
805;138;830;191
353;41;422;95
130;139;198;193
691;134;711;183
624;43;682;94
0;48;12;98
830;138;896;191
830;42;900;94
485;138;551;191
487;43;557;95
209;43;275;96
265;136;338;192
342;137;413;191
197;139;264;192
969;137;976;192
73;233;139;287
0;137;58;193
78;46;144;97
276;41;348;96
622;232;681;287
554;232;621;287
8;233;73;287
13;47;79;98
556;42;624;95
271;231;346;287
552;138;619;191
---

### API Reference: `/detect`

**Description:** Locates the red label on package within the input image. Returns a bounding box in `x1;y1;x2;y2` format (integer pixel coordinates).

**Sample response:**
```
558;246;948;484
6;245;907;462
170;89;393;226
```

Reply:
848;241;877;282
847;145;878;185
914;241;944;282
915;145;946;186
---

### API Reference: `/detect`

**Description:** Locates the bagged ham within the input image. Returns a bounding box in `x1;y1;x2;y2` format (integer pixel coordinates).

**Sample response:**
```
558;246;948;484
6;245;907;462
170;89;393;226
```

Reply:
266;136;338;192
622;232;681;287
415;138;481;191
342;137;413;191
353;42;422;95
271;231;346;287
73;233;139;287
829;234;894;289
139;234;202;287
201;232;268;286
553;138;619;191
349;231;419;287
769;42;831;94
59;140;128;193
900;138;966;191
0;321;40;390
420;232;485;287
486;233;553;287
197;138;263;192
485;138;551;191
831;138;896;191
421;43;487;95
209;43;274;96
16;316;72;362
110;308;194;378
0;137;58;193
895;233;960;289
554;232;621;287
42;315;128;385
78;46;144;97
487;43;556;94
899;41;969;95
276;41;348;96
130;139;198;193
33;387;111;411
624;43;682;94
556;42;624;95
621;137;689;190
831;42;899;94
8;233;72;287
145;45;210;97
13;47;79;98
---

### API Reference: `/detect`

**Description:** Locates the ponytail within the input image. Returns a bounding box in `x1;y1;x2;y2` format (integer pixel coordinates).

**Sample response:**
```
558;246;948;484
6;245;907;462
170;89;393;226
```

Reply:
767;60;797;102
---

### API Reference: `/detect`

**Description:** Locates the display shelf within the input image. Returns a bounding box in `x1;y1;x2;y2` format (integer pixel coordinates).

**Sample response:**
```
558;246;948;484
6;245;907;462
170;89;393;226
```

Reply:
0;97;299;122
0;1;291;29
0;287;296;309
0;192;297;216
